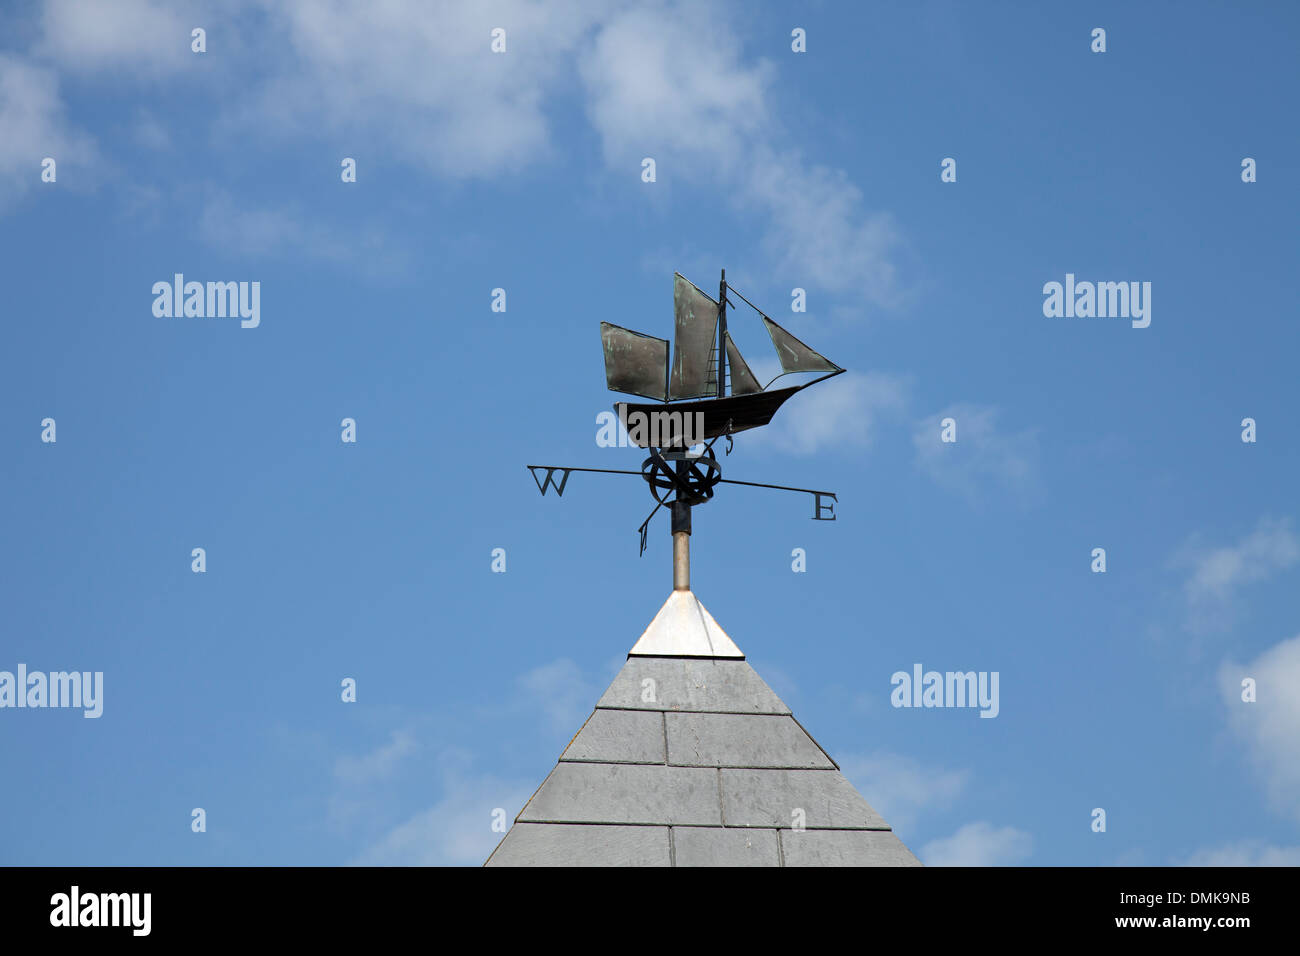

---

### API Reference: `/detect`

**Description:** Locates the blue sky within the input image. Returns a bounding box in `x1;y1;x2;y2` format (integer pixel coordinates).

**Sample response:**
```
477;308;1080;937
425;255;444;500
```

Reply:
2;0;1298;866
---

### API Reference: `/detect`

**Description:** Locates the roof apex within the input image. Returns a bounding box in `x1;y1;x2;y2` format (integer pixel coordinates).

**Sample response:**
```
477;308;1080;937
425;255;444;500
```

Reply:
627;589;744;659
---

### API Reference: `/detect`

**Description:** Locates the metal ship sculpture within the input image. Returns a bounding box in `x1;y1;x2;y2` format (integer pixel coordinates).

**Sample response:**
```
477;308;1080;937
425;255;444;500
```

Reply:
601;270;844;444
529;269;843;555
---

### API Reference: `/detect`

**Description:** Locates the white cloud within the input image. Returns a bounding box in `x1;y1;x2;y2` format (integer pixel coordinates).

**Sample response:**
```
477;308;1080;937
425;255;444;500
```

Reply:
1181;841;1300;867
912;403;1040;501
577;3;902;308
352;765;533;866
236;0;605;179
132;109;172;150
117;182;165;226
333;729;417;786
196;190;407;272
347;656;600;864
920;821;1033;867
743;370;908;455
1184;519;1298;609
38;0;192;76
514;658;597;734
30;0;606;180
745;148;901;306
0;52;95;211
837;751;969;833
198;191;335;256
577;2;768;177
327;726;426;828
17;0;907;303
1218;634;1300;821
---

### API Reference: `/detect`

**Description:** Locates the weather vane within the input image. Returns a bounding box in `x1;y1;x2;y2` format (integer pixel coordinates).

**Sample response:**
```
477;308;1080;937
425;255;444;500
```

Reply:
528;269;843;563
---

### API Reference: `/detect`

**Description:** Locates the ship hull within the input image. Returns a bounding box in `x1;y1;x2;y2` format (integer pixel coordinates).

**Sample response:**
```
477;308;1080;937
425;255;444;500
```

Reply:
614;386;804;448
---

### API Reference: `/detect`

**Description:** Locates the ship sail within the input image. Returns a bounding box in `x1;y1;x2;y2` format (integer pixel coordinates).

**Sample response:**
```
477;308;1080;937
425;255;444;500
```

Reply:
602;272;843;415
724;331;762;395
601;322;669;402
670;273;720;400
761;315;841;375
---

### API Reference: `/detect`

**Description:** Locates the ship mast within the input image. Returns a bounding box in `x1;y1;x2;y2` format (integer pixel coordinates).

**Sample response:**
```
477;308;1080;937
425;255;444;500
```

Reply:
716;268;727;398
672;270;726;591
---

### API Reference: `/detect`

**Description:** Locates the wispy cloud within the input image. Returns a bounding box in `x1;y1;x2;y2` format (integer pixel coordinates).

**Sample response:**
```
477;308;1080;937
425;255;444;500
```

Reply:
326;726;426;830
333;729;417;786
198;190;342;258
196;189;409;273
237;0;604;179
743;370;908;455
37;0;192;77
347;656;604;863
745;148;902;307
12;0;908;306
1218;634;1300;821
0;52;96;211
912;403;1041;503
578;2;903;309
132;108;172;151
920;821;1034;867
577;1;767;177
352;760;533;866
1180;840;1300;867
1178;519;1298;632
838;750;969;834
512;658;597;735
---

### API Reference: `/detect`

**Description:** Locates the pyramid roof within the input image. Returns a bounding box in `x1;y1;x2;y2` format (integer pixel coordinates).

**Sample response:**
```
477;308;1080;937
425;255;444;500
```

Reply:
486;588;922;867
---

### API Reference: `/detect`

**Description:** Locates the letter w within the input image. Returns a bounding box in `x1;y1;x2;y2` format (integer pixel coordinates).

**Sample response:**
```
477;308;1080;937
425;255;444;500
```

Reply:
529;467;571;497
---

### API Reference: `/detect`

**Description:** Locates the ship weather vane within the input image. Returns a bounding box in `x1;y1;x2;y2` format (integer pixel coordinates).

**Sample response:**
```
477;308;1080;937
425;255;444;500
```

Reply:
527;269;844;557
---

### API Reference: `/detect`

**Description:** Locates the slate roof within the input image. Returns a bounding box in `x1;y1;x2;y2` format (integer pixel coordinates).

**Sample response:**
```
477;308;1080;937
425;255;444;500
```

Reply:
485;590;922;867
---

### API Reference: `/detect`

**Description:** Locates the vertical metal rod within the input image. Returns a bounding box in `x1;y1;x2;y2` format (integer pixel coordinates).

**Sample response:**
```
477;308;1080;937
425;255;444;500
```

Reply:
673;531;690;590
717;268;727;399
671;495;691;591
